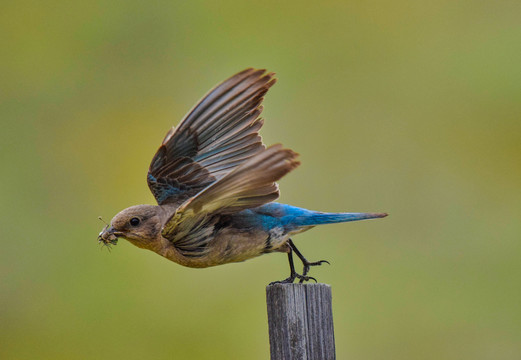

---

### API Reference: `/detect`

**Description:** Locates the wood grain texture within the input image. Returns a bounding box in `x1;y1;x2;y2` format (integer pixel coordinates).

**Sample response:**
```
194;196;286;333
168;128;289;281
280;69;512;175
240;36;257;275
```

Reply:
266;283;336;360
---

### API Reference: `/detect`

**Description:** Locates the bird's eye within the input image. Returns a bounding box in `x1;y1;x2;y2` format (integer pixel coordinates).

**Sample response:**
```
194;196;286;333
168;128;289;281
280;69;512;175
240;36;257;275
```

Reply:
129;217;140;226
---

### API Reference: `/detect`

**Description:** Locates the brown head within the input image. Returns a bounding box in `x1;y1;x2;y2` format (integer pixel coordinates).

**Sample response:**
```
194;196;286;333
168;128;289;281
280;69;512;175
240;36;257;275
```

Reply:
98;205;163;250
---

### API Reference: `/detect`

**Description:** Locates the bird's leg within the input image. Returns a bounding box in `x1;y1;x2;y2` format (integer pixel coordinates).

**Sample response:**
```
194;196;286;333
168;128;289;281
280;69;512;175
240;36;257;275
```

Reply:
270;239;322;284
270;249;299;284
288;239;330;283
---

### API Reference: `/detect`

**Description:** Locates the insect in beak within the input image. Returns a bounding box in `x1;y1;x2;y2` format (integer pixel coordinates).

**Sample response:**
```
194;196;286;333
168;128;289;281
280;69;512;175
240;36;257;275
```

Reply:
98;217;119;249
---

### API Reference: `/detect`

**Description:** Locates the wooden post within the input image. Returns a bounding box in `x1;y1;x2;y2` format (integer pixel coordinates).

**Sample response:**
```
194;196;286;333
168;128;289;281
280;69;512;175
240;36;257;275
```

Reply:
266;283;336;360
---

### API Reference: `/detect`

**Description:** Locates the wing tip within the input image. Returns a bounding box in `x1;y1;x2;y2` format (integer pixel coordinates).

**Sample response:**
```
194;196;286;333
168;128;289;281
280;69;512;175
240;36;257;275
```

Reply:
243;68;277;87
267;143;300;158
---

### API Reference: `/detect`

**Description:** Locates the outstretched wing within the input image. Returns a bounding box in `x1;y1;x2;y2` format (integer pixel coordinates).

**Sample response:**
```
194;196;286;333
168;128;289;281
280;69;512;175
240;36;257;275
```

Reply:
148;68;277;205
161;144;300;256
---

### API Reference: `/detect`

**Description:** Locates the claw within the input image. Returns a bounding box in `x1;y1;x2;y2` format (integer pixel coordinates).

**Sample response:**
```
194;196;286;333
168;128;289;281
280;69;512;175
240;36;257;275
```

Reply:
298;275;317;284
270;239;331;285
311;260;330;266
302;259;330;276
269;278;293;285
270;274;317;285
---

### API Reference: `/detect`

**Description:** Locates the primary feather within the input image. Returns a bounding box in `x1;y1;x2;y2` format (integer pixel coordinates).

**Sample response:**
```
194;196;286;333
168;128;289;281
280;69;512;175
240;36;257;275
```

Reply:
148;68;276;206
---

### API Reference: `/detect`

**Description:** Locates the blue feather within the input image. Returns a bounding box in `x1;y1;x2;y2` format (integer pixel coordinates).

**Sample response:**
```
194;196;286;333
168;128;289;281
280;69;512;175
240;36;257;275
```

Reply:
147;174;183;204
250;203;387;232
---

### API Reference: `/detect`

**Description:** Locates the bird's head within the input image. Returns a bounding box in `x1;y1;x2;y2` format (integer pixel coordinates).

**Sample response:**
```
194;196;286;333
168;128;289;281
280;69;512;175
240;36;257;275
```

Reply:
98;205;163;250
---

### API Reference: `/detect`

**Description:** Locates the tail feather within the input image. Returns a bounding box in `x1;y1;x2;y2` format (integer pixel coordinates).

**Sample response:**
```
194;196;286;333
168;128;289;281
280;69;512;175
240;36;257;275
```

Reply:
281;208;387;228
292;211;388;227
252;203;387;231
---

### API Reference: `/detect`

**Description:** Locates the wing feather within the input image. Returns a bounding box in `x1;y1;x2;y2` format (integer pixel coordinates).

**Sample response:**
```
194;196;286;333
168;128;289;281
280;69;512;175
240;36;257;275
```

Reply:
148;69;277;205
162;144;300;242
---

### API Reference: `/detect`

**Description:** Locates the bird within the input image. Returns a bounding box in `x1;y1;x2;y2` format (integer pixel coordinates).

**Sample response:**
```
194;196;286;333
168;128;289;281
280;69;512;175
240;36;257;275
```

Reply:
98;68;387;283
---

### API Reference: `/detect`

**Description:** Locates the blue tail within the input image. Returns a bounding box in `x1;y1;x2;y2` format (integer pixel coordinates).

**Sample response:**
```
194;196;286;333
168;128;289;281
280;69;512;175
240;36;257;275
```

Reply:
253;203;387;230
291;211;388;227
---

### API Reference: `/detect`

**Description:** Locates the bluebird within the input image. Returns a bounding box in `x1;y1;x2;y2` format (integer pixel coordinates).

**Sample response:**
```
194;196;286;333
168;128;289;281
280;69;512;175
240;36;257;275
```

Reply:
98;68;387;283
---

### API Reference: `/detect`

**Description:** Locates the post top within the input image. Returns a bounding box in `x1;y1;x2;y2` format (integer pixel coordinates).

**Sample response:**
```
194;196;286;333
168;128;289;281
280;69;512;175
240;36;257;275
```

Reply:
266;282;331;289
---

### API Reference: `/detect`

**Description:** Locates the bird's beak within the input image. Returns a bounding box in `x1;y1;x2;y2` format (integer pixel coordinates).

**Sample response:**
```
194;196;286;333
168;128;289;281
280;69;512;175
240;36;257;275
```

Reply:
98;225;119;246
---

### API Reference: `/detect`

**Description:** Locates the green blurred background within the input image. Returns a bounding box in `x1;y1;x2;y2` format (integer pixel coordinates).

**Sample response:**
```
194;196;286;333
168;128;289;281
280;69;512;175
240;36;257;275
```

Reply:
2;1;520;359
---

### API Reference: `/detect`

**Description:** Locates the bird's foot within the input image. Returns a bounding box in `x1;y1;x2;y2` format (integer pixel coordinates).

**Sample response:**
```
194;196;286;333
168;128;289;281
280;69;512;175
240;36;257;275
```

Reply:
302;259;330;278
269;272;317;285
270;239;331;285
287;239;330;281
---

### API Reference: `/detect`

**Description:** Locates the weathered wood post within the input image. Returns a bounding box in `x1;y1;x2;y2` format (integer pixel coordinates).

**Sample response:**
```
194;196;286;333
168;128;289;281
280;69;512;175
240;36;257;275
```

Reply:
266;283;336;360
